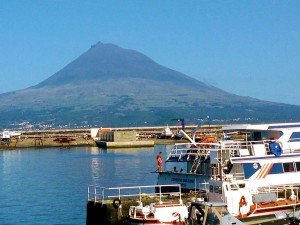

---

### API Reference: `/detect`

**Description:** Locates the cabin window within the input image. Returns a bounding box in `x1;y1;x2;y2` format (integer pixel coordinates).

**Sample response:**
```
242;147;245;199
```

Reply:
283;162;295;172
214;186;222;194
295;162;300;171
238;183;245;188
289;132;300;142
269;163;283;174
274;131;283;140
209;185;222;194
253;132;262;141
229;184;239;191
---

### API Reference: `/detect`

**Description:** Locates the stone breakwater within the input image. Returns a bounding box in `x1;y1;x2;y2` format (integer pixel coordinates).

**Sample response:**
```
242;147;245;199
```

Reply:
0;129;96;149
0;125;222;149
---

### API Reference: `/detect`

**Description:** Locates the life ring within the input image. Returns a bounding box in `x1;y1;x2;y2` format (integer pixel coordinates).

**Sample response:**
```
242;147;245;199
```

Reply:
239;195;247;207
113;198;121;209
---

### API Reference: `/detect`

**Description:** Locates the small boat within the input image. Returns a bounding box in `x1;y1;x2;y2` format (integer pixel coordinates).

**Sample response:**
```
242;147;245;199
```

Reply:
126;185;188;224
187;178;300;224
87;184;189;225
158;126;174;139
129;201;188;224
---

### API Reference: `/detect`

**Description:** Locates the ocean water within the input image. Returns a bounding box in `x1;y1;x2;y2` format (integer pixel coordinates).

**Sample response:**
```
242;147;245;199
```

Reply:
0;145;173;225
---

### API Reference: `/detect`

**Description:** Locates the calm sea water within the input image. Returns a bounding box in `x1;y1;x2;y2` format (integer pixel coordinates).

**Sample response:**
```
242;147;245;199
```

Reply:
0;145;174;225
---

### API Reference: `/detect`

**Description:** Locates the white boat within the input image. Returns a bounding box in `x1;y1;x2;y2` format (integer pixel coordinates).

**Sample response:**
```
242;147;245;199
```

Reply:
187;178;300;224
87;184;189;225
158;126;174;139
129;202;188;224
157;122;300;192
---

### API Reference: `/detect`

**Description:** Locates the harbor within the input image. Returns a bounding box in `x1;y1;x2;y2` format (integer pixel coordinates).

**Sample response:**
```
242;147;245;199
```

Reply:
86;122;300;224
2;122;300;225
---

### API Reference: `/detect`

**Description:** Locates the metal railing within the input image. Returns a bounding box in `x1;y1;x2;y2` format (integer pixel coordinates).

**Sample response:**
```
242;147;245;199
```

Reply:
167;142;220;162
87;184;183;204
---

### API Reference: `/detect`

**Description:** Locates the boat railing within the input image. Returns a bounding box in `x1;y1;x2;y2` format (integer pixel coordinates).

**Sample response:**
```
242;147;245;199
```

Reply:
87;184;183;205
167;142;221;162
87;185;106;203
167;139;280;163
252;184;300;208
222;140;273;157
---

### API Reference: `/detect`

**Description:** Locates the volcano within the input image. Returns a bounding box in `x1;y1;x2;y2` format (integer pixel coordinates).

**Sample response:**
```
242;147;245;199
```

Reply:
0;42;299;129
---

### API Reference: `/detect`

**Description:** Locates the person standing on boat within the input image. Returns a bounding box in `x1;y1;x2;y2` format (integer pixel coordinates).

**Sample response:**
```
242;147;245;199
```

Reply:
156;152;163;172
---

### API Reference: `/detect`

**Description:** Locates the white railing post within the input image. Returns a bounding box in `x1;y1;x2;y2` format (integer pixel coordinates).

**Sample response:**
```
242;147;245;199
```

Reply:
179;185;183;204
139;187;142;202
159;185;162;204
102;188;105;205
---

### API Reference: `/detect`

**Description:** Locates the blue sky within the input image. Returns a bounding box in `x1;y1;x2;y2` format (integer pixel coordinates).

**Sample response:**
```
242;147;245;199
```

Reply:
0;0;299;105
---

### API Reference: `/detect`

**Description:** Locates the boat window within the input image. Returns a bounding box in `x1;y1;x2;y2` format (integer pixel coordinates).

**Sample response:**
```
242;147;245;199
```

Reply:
283;162;295;172
253;132;262;141
238;183;245;188
229;184;239;191
269;163;283;174
295;162;300;171
275;131;283;140
209;185;222;194
289;132;300;142
214;186;222;194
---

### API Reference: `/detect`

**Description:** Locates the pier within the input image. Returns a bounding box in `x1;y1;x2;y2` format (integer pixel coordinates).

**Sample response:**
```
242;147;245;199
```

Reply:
0;125;222;149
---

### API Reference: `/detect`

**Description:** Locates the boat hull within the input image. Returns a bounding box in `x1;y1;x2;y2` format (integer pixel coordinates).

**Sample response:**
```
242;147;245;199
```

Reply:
156;171;210;193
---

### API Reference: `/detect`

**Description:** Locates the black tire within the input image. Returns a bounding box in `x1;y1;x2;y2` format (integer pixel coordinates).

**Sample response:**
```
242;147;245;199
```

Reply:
113;198;121;209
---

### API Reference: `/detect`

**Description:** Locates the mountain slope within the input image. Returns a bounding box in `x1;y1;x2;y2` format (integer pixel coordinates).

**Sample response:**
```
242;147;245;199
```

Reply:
37;42;207;88
0;42;299;129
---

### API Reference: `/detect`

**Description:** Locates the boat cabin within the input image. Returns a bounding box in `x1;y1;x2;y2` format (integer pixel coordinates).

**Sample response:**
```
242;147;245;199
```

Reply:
207;178;300;223
222;122;300;154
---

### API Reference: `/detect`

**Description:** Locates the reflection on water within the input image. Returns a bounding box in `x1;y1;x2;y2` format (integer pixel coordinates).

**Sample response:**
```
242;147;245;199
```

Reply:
0;145;168;225
91;158;101;183
88;146;160;187
90;146;101;154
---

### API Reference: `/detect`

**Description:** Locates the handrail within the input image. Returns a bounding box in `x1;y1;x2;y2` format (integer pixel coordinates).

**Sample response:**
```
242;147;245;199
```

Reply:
166;139;293;165
87;184;183;204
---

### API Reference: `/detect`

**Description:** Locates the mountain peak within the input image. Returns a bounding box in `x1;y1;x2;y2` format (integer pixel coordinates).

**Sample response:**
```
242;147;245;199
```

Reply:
90;41;117;49
36;42;207;89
